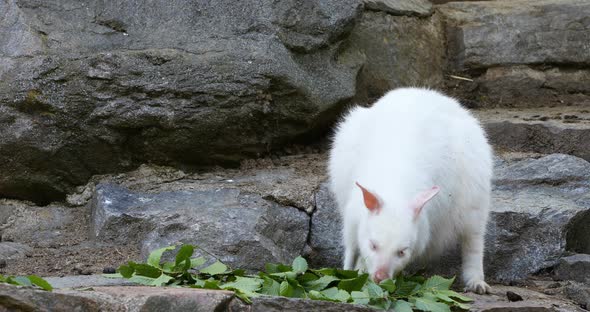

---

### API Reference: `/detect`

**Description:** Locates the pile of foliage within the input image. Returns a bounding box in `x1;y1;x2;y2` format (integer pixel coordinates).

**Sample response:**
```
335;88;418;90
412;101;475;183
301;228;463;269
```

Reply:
106;244;472;311
0;274;52;291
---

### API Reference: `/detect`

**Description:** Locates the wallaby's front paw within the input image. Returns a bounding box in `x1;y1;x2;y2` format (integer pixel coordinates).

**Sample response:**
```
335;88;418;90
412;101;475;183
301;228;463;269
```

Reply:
464;279;491;295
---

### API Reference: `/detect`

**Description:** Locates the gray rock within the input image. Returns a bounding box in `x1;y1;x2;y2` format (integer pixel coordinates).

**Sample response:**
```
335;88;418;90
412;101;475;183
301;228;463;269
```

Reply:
89;286;235;312
484;155;590;282
90;183;309;271
469;285;585;312
307;182;343;268
494;154;590;187
232;295;374;311
565;282;590;309
0;283;125;312
555;254;590;284
345;10;444;101
0;0;363;204
1;282;584;312
439;0;590;70
364;0;433;17
0;242;32;260
476;108;590;162
477;66;590;106
0;0;449;205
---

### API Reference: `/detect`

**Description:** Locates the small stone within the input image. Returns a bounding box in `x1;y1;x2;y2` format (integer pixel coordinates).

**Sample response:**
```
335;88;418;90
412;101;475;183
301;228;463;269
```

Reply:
554;254;590;284
102;267;116;274
506;291;524;302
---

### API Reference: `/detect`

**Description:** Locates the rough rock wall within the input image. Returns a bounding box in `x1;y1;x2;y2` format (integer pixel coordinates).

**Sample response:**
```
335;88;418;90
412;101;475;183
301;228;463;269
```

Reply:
0;0;443;204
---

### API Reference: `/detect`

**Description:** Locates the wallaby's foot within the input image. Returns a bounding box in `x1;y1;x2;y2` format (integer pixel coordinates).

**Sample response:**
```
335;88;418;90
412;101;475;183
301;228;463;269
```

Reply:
464;278;491;295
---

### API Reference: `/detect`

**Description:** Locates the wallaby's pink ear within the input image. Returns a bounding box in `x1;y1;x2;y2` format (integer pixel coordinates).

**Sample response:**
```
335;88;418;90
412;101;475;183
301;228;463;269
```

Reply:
355;182;382;214
411;186;440;220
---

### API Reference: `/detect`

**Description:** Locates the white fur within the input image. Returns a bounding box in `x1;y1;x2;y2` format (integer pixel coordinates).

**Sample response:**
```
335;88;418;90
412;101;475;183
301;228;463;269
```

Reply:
328;87;492;294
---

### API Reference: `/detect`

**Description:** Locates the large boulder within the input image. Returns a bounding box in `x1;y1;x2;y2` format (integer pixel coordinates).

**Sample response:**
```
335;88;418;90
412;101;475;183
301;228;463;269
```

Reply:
90;183;309;271
345;9;444;102
0;0;363;204
438;0;590;107
0;0;449;205
439;0;590;70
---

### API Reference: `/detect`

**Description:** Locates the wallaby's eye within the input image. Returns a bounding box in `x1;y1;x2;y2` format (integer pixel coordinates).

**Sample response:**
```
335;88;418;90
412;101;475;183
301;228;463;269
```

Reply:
397;248;408;257
370;241;379;251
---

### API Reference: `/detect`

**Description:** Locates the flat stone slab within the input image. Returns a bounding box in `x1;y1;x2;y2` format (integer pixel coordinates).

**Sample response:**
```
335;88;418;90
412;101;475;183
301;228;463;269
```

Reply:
90;182;310;271
439;0;590;70
476;107;590;161
469;285;584;312
0;283;584;311
44;275;135;289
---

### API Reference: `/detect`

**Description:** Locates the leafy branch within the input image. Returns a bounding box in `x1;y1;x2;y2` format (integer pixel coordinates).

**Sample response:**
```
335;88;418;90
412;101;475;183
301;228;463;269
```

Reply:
0;274;53;291
106;244;472;311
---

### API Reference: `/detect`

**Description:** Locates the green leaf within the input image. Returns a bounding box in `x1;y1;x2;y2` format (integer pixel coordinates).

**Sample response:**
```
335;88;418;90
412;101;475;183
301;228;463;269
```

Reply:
27;275;52;291
102;273;124;278
231;268;246;277
221;277;263;293
150;273;173;286
174;245;194;269
199;261;228;275
286;278;306;298
270;271;298;280
422;275;454;291
368;298;392;310
351;291;370;305
453;301;471;310
395;278;420;296
204;279;221;289
308;290;331;301
129;275;156;285
279;280;293;297
438;289;473;302
314;268;358;279
233;289;255;304
321;287;350;303
260;275;281;296
292;256;308;274
118;264;134;278
414;297;452;312
338;273;368;293
147;246;176;268
130;263;162;278
14;276;32;287
298;272;319;284
161;262;176;273
364;281;385;298
304;275;339;291
379;278;396;293
393;300;413;312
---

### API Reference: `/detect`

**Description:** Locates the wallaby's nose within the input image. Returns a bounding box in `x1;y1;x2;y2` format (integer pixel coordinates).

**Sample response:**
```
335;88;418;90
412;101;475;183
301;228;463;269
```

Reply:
372;269;389;283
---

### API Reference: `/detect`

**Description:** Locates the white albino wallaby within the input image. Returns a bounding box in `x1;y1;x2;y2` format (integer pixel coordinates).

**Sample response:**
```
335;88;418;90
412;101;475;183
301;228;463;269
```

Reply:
328;87;492;294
